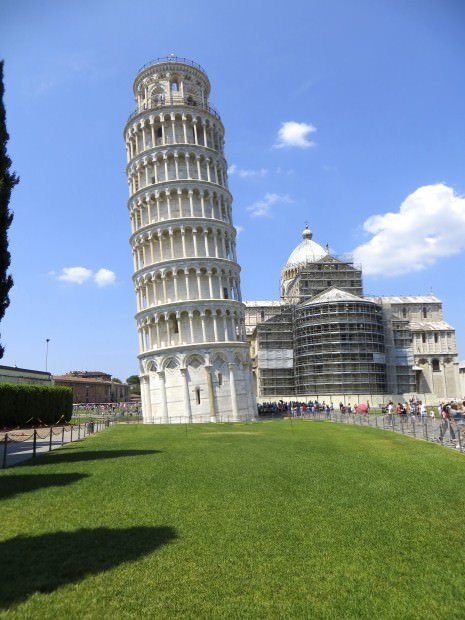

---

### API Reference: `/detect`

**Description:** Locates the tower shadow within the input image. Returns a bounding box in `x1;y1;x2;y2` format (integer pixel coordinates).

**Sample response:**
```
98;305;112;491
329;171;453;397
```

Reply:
31;449;161;466
0;473;89;500
0;526;177;609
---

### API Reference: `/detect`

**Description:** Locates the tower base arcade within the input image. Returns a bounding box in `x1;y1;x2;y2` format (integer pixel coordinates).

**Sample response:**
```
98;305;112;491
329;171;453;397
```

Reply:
139;344;256;423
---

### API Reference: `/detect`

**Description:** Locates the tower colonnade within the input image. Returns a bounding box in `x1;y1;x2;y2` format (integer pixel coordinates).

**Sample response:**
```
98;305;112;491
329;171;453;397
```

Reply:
134;263;242;310
125;56;256;423
125;110;225;160
129;185;232;232
127;148;228;195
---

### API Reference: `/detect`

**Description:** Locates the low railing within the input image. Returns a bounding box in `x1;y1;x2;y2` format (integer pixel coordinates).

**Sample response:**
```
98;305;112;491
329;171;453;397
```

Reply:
137;56;207;75
1;419;114;469
300;410;465;453
127;98;221;123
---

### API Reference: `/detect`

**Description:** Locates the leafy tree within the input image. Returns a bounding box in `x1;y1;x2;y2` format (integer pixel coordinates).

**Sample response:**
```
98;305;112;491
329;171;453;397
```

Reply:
112;377;122;384
126;375;141;395
0;60;18;358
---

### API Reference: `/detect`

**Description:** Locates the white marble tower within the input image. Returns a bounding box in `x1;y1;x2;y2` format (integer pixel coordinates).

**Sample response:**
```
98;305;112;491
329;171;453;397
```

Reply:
124;56;256;423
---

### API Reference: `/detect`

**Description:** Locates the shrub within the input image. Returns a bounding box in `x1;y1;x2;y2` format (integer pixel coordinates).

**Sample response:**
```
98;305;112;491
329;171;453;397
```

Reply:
0;383;73;428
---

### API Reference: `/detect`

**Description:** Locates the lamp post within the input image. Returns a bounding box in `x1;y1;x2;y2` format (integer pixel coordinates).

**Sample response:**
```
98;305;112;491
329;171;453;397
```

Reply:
45;338;50;372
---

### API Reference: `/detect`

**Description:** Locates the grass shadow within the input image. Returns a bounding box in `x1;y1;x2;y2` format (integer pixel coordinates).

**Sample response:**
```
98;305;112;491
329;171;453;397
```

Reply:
32;449;161;465
0;473;89;500
0;526;176;609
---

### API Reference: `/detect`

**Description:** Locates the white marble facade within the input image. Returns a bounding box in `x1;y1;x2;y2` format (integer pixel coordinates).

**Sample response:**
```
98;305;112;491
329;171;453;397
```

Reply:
125;56;256;422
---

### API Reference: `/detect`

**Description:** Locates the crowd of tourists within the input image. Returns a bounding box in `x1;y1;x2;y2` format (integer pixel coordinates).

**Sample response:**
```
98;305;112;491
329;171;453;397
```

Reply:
257;396;465;447
257;401;335;416
257;397;465;419
72;402;141;416
383;398;465;420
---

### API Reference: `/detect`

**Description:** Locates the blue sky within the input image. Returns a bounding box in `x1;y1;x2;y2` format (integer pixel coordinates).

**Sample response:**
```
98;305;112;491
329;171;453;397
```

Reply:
1;0;464;380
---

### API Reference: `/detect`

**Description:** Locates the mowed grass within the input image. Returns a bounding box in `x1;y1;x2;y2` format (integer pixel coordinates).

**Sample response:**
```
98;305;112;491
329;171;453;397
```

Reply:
1;421;465;618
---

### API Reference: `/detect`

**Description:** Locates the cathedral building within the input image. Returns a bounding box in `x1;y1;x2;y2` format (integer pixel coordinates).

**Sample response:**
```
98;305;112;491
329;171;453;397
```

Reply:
245;225;461;402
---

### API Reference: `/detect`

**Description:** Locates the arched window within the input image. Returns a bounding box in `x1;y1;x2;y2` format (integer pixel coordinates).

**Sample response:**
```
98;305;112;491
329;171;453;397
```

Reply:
260;310;265;321
171;81;179;92
218;373;222;387
422;307;427;318
402;307;407;318
195;387;201;404
432;359;440;372
170;315;179;334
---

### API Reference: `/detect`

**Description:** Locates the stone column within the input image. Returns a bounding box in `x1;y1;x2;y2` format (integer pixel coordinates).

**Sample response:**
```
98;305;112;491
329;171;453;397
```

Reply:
188;313;195;343
200;312;207;342
141;375;151;421
173;271;179;299
200;192;206;217
181;368;192;423
182;116;187;143
229;362;239;421
189;190;194;216
205;365;216;422
181;229;187;257
158;371;169;423
153;158;159;184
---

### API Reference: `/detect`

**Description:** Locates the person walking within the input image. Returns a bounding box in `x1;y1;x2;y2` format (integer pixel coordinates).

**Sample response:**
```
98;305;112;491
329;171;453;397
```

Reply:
439;403;456;444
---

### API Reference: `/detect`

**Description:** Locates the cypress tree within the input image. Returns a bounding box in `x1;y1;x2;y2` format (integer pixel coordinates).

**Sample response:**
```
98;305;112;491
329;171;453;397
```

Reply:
0;60;18;358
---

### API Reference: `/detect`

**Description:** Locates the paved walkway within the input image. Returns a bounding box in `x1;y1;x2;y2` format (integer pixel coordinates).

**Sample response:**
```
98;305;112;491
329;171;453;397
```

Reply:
1;424;105;468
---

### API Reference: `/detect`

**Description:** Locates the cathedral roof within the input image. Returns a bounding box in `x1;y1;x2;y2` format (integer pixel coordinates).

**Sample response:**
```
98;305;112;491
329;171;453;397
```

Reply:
409;320;453;331
284;225;328;269
301;287;371;306
365;294;441;304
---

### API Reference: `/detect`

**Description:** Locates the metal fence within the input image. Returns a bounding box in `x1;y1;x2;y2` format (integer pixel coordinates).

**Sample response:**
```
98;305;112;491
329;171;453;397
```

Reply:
143;414;257;425
299;410;464;453
1;419;114;469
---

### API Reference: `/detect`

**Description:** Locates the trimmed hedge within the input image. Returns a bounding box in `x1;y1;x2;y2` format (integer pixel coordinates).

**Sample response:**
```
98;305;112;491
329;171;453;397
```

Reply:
0;383;73;428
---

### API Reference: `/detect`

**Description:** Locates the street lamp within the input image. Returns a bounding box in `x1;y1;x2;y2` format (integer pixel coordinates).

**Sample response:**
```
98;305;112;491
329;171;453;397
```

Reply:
45;338;50;372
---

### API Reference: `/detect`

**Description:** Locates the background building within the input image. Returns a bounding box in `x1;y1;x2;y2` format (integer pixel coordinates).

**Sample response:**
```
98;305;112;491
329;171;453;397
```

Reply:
246;226;461;403
53;371;129;403
0;364;53;385
125;56;255;423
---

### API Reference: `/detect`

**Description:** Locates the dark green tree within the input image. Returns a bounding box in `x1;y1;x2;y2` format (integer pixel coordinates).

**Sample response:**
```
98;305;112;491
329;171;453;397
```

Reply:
0;60;18;358
126;375;141;395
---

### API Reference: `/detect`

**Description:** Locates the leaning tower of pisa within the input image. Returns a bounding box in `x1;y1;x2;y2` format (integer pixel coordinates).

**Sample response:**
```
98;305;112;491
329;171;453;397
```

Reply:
124;55;256;423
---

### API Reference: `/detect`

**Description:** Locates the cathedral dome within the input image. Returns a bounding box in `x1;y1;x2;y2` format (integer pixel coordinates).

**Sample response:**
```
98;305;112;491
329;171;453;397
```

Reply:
284;225;328;268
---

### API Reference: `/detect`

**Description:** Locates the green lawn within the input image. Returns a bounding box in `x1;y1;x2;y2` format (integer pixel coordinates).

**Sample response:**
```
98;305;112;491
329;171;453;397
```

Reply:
1;421;465;618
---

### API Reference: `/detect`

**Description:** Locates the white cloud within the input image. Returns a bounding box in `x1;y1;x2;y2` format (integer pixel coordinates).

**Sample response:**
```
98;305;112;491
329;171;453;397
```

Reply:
352;184;465;277
228;164;268;178
58;267;93;285
235;225;244;234
246;193;292;218
94;268;117;287
55;266;116;287
274;121;317;149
